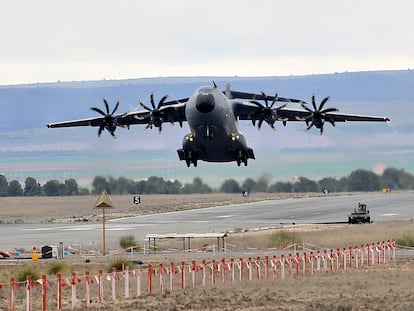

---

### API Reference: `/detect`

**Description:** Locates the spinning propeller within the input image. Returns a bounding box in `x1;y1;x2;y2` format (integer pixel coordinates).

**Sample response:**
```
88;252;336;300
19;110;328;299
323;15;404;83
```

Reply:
300;94;338;134
90;98;124;137
249;91;287;130
138;92;172;133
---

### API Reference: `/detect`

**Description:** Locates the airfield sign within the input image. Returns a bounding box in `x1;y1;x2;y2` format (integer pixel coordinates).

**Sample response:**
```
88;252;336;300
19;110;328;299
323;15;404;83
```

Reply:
93;189;115;256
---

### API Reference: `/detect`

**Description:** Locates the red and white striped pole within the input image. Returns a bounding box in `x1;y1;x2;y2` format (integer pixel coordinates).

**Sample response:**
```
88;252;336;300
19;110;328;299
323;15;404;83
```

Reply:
230;258;235;283
41;275;47;311
159;264;165;294
295;253;301;277
135;269;141;297
10;277;16;311
221;258;226;283
272;255;278;279
71;272;77;310
191;261;196;288
85;271;91;307
201;260;206;287
309;251;314;275
247;258;253;281
343;248;347;271
170;262;175;292
26;275;31;311
360;245;365;267
125;266;130;299
302;252;307;275
181;261;186;290
111;267;117;300
239;258;244;282
316;250;321;272
98;269;104;303
255;257;261;280
148;264;153;295
265;256;269;279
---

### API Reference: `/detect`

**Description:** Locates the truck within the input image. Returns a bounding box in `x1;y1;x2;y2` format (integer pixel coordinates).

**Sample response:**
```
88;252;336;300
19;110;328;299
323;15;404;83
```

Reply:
348;203;371;224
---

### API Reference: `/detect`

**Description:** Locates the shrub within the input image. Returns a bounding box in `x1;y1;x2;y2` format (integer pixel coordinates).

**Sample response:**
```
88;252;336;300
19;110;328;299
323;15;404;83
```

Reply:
395;231;414;247
107;257;135;273
16;265;41;282
268;230;302;248
119;235;140;251
47;261;71;275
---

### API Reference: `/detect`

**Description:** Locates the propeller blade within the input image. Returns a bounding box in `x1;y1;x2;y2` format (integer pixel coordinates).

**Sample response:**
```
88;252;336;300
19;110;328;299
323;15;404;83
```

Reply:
111;100;120;115
91;107;106;116
319;96;330;110
150;92;156;109
138;100;152;112
158;95;169;108
103;98;110;114
320;107;338;114
311;94;317;110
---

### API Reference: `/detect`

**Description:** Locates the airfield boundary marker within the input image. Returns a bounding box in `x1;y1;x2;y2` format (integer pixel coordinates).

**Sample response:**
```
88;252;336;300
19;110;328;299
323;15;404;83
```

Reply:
4;240;396;310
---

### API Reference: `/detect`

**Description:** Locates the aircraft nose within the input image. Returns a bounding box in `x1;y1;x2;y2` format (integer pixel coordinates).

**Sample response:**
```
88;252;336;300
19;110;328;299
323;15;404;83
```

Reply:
195;93;215;113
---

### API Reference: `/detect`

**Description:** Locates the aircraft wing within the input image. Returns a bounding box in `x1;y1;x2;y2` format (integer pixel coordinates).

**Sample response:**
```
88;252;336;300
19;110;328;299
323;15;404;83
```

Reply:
233;100;390;133
276;108;390;123
47;99;187;135
227;88;304;104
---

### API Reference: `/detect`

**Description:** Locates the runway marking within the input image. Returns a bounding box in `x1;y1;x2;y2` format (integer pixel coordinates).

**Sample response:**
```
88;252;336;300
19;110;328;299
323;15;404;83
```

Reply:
217;215;234;219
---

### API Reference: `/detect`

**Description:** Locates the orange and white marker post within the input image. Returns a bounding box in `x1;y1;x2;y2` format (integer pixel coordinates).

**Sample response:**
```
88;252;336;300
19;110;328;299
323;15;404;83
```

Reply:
26;275;32;311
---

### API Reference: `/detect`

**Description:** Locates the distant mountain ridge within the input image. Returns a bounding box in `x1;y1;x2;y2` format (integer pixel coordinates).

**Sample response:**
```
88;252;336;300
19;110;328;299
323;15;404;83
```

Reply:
1;70;413;185
1;69;414;132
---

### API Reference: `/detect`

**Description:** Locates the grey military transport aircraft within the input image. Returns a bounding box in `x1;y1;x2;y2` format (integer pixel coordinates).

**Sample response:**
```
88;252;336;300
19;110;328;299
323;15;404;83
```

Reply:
47;83;390;167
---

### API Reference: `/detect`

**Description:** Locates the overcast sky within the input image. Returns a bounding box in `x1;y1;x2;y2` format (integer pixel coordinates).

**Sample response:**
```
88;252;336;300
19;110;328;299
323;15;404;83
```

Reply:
2;0;414;85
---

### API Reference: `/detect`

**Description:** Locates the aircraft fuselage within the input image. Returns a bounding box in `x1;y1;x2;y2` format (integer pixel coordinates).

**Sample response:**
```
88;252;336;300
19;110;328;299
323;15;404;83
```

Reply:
177;86;254;167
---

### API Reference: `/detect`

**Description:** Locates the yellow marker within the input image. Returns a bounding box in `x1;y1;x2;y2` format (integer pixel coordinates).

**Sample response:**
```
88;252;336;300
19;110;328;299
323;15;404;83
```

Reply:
32;251;38;263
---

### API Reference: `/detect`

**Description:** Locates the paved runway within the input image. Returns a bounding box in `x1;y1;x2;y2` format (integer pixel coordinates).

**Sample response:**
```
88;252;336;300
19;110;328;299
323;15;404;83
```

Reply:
1;192;413;252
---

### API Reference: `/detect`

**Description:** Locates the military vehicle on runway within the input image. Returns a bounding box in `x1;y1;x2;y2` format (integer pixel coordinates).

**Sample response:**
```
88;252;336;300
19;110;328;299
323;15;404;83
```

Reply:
348;203;371;224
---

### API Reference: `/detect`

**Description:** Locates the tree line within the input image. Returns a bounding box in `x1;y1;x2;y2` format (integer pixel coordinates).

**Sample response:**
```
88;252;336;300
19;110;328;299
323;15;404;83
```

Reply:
0;167;413;197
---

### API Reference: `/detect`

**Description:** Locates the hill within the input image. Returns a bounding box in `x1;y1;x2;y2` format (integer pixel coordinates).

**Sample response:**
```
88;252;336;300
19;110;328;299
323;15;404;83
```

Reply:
1;70;413;186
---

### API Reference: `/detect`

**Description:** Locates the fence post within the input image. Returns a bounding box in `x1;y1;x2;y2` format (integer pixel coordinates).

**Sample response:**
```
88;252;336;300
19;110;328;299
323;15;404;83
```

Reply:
255;257;261;280
56;274;62;309
135;269;141;297
98;269;104;303
10;277;15;311
181;261;186;290
280;254;285;280
191;261;196;288
239;258;244;282
230;258;235;283
85;271;90;307
220;258;226;283
272;255;278;279
148;264;153;295
71;272;77;310
201;260;206;287
211;260;216;286
42;275;47;311
111;267;117;301
125;265;130;299
26;275;32;311
302;252;307;276
159;263;165;294
309;251;314;275
247;258;252;281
